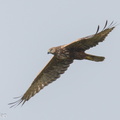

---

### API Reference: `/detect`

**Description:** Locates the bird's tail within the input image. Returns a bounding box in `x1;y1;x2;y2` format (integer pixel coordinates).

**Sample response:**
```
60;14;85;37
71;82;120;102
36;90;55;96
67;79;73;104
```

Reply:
85;53;105;62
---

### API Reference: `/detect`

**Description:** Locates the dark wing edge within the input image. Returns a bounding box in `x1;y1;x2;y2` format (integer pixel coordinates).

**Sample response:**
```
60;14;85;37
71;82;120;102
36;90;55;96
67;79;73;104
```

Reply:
64;21;116;51
8;56;73;108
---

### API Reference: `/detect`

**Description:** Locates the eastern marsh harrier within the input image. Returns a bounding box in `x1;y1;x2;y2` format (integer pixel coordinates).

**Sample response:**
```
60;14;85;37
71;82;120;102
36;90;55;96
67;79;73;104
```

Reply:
9;21;115;107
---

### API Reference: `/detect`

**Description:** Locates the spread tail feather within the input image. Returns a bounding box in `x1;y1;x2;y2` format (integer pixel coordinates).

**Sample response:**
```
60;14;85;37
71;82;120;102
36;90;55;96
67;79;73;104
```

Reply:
85;54;105;62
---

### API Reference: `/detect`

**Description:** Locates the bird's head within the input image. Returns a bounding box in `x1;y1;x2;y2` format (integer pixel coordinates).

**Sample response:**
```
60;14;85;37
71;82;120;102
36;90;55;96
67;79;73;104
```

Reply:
48;47;56;55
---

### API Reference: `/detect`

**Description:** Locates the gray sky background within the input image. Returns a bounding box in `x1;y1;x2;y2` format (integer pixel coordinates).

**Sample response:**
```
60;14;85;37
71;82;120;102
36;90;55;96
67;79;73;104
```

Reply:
0;0;120;120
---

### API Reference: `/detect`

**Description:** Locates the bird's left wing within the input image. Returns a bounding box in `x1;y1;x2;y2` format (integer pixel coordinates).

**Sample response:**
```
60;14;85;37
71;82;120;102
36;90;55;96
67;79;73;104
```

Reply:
9;56;73;107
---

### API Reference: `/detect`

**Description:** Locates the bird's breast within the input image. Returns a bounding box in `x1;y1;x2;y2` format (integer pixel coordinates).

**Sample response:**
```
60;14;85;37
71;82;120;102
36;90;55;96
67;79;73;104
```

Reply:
55;48;70;60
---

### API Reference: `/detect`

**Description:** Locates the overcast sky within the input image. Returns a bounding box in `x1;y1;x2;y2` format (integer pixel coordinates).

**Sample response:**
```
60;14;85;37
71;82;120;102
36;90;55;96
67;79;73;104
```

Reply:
0;0;120;120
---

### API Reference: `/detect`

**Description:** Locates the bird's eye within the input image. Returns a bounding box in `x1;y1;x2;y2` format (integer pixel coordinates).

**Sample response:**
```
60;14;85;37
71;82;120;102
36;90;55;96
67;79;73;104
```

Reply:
50;49;53;52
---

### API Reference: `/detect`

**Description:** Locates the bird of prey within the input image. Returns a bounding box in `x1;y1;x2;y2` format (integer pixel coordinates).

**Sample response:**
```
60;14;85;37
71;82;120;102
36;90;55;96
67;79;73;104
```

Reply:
9;21;115;107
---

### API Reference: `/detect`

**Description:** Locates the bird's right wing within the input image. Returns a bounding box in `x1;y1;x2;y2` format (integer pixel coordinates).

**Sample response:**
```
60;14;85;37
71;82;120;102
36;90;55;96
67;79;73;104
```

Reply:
9;56;73;107
64;21;116;51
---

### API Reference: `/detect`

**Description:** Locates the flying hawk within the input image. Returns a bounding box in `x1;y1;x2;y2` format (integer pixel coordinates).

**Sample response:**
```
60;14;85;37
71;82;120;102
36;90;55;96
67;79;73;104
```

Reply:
9;21;115;107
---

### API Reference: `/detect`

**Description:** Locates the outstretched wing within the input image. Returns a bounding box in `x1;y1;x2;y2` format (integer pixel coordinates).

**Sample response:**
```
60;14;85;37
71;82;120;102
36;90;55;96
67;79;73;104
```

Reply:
9;56;73;107
64;21;115;51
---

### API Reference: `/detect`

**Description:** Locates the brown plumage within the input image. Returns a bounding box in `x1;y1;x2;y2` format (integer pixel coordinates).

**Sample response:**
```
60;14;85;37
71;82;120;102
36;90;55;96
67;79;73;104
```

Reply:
9;21;115;107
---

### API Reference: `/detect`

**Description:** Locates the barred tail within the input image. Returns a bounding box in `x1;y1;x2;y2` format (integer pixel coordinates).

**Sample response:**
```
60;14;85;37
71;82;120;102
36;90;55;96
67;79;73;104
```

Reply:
85;54;105;62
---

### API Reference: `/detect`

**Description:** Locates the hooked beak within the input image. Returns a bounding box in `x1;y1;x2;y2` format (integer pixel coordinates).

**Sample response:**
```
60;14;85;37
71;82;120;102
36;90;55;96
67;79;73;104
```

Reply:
47;49;51;54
